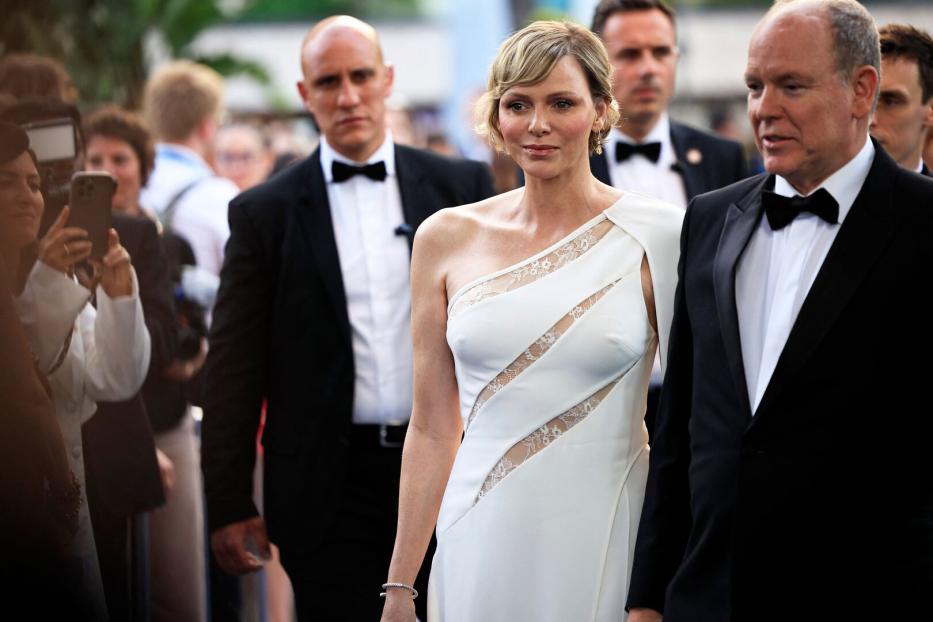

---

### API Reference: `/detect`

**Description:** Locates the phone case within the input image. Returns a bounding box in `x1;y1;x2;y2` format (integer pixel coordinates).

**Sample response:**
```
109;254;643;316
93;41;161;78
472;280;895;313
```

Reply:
68;172;116;259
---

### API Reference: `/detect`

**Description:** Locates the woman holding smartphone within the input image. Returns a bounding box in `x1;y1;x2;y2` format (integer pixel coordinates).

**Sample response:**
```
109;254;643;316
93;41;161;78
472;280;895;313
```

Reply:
1;121;150;619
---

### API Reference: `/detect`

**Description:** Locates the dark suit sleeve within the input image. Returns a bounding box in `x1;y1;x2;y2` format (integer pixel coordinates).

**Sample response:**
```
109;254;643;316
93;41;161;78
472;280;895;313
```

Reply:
626;198;697;612
201;197;270;532
473;160;496;200
135;218;177;374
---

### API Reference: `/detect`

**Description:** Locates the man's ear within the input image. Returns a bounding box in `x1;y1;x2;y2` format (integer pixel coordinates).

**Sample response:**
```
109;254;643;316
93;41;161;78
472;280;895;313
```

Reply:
383;62;395;98
197;116;218;143
852;65;880;119
296;80;315;115
923;95;933;129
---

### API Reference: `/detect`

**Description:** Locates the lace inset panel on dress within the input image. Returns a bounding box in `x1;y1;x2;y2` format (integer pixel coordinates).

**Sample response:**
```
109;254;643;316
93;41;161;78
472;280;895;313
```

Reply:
464;277;627;431
449;217;614;319
476;376;622;503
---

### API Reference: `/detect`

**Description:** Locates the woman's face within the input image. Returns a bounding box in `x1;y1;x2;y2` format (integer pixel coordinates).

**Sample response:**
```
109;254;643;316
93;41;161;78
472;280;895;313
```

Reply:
498;55;606;180
86;135;142;213
0;152;44;250
213;126;273;191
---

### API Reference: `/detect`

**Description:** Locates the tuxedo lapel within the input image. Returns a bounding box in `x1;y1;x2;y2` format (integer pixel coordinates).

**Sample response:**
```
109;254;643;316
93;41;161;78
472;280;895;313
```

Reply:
589;151;612;185
713;175;769;419
754;146;902;419
295;149;351;344
670;123;703;200
394;146;434;253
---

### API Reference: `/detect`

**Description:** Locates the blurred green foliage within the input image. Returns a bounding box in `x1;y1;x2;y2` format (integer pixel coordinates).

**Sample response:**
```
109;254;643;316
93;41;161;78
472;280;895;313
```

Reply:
0;0;275;108
237;0;421;21
0;0;424;109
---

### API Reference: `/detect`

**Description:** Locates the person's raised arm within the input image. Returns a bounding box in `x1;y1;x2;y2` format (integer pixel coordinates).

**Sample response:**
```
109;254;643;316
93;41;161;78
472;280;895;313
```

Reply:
381;212;465;622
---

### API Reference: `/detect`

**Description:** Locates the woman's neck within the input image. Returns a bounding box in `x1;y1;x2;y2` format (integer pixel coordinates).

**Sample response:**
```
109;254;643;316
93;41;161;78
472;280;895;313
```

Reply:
516;158;619;233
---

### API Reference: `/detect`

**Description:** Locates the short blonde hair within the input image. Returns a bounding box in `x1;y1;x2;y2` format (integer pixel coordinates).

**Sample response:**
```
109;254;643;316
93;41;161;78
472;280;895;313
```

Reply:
476;21;620;155
144;60;224;142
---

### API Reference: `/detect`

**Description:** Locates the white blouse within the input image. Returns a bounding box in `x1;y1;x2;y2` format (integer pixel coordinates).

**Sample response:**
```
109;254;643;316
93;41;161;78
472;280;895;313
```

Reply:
15;260;151;617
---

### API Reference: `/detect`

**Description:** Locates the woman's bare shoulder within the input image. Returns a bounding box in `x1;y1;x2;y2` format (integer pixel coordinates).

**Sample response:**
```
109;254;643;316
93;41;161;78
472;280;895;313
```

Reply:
415;189;521;253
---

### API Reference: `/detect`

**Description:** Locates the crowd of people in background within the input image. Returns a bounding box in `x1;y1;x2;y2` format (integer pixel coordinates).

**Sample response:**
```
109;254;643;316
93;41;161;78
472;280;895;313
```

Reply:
1;0;932;620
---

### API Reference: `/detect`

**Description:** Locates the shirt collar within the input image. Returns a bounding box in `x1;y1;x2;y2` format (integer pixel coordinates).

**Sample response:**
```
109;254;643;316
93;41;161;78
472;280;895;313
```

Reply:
773;136;874;225
320;132;396;183
156;143;212;173
914;158;924;174
609;113;675;165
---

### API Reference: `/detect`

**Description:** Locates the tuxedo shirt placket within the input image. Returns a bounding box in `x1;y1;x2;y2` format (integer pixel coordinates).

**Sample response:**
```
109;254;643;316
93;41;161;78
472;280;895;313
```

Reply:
736;139;874;413
322;137;413;425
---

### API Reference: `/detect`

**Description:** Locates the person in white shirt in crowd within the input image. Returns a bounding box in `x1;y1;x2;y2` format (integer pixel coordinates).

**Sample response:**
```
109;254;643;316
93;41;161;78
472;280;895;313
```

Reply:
141;60;238;621
140;60;239;278
2;121;150;620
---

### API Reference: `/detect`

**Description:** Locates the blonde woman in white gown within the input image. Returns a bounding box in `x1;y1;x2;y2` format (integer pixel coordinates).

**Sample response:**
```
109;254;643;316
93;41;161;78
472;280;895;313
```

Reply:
382;21;683;622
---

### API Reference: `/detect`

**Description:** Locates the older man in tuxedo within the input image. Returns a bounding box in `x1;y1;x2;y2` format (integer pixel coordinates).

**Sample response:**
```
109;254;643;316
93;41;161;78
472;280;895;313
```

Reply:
201;15;494;621
627;1;933;621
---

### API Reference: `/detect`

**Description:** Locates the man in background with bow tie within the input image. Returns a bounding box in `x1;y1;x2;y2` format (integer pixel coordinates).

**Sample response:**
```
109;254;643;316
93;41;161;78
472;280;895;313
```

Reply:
200;15;493;621
591;0;749;435
627;1;933;621
590;0;748;206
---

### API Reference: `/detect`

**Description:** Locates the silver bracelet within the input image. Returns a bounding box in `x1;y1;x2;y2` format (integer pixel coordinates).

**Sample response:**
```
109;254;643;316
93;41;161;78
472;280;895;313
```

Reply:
380;582;419;599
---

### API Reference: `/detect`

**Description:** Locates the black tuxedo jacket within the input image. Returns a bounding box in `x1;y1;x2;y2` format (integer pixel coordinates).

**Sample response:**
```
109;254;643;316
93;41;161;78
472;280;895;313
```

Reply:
922;162;931;177
626;144;933;621
202;145;494;551
83;212;175;517
590;121;748;200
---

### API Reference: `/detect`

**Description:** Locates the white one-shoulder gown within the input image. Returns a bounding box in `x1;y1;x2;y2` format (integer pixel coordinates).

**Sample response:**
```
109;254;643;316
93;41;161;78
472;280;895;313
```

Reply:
428;194;683;622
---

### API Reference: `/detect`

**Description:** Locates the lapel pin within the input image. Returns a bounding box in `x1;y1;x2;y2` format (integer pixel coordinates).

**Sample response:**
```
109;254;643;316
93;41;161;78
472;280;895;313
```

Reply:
686;148;703;165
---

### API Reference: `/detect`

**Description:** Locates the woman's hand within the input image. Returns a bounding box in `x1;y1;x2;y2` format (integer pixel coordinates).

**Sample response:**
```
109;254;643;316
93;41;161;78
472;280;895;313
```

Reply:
380;591;417;622
92;228;133;298
37;206;92;273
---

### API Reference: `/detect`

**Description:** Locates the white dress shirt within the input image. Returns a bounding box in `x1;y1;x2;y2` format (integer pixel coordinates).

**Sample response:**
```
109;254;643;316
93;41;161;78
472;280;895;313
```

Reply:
608;113;689;210
736;138;875;413
320;134;413;425
140;143;239;277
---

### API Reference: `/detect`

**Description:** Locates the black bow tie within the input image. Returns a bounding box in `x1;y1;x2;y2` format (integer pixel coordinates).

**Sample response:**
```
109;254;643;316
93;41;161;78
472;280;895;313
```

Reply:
615;141;661;163
761;188;839;231
332;160;387;183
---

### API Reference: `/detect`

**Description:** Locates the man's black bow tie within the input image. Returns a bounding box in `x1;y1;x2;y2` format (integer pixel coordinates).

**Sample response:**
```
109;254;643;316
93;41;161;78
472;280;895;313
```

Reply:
332;160;387;183
615;141;661;163
761;188;839;231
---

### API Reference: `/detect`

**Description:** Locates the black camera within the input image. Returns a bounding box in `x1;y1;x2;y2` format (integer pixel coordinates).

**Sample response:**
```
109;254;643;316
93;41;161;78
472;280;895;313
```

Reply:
2;101;82;235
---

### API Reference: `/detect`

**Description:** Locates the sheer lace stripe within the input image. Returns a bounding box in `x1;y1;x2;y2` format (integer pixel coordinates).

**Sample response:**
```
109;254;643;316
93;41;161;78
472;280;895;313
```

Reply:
448;217;614;319
464;277;625;431
475;376;623;503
